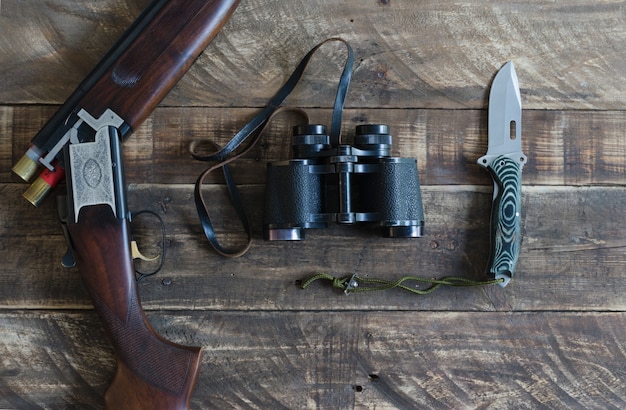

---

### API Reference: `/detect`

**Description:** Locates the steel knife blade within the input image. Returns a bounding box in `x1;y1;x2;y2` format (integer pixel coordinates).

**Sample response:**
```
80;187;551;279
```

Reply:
477;61;526;287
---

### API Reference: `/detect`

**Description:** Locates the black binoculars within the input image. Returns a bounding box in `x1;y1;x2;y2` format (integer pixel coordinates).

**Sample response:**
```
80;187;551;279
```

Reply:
263;124;424;240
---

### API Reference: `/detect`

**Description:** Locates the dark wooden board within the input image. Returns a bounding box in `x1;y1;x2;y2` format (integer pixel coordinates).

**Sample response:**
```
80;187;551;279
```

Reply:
1;311;625;409
2;1;626;109
2;183;625;312
2;0;626;408
5;106;626;186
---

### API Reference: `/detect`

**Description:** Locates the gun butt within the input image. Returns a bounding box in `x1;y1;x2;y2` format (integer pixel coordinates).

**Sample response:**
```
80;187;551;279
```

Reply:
105;351;203;410
68;204;203;409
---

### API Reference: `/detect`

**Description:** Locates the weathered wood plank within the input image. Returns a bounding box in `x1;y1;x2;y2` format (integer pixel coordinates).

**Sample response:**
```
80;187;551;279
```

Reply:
2;184;625;311
6;106;626;186
1;1;626;109
2;1;625;407
1;311;625;409
0;106;12;182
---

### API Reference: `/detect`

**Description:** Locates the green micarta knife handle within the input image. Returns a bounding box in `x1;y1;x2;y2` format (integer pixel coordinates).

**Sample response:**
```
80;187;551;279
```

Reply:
483;155;523;287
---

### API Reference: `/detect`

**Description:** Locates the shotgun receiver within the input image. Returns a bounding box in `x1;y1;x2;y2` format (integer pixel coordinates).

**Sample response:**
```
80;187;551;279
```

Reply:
12;0;240;408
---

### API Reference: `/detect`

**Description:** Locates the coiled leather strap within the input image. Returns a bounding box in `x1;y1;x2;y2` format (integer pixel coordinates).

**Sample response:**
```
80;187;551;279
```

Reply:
191;38;354;257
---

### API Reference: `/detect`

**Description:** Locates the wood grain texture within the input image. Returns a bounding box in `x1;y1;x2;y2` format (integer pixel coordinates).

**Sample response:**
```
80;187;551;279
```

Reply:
6;106;626;186
2;183;626;312
2;1;626;109
1;311;625;409
2;0;626;408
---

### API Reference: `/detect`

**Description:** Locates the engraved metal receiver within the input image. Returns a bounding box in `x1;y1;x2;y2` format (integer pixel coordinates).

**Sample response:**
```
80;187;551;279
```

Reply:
67;125;123;223
58;119;157;269
21;109;126;207
56;120;128;269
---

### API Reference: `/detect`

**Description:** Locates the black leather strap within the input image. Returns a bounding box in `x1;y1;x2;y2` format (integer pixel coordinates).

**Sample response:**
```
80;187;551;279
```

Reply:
191;38;354;257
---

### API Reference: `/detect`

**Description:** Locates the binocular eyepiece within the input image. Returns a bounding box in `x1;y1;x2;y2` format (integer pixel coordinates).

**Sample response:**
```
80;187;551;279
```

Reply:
264;124;424;240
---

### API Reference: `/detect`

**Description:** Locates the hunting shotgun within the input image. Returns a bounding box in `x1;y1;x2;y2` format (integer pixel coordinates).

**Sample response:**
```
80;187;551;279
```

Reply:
12;0;240;408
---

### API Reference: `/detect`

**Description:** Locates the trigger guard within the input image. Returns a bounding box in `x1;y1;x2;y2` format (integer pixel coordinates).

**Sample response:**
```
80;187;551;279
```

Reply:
129;209;167;281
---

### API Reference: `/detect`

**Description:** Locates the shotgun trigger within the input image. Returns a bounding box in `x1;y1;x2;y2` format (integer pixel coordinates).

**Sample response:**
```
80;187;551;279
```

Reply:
131;240;160;262
129;209;167;280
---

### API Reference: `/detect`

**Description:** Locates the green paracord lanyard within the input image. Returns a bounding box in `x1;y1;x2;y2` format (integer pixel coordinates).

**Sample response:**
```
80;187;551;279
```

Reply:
300;273;505;295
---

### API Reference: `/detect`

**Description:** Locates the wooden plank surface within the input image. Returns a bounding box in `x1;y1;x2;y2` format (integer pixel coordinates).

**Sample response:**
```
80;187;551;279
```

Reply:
2;1;626;110
3;183;626;312
2;311;625;409
7;106;626;187
1;0;626;408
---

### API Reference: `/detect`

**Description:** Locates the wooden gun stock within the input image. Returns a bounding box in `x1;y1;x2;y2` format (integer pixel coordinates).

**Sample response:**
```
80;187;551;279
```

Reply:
68;205;202;410
15;0;243;407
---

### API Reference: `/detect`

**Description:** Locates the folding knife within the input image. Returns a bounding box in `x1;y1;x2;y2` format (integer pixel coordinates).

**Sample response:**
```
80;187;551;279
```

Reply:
477;62;526;287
